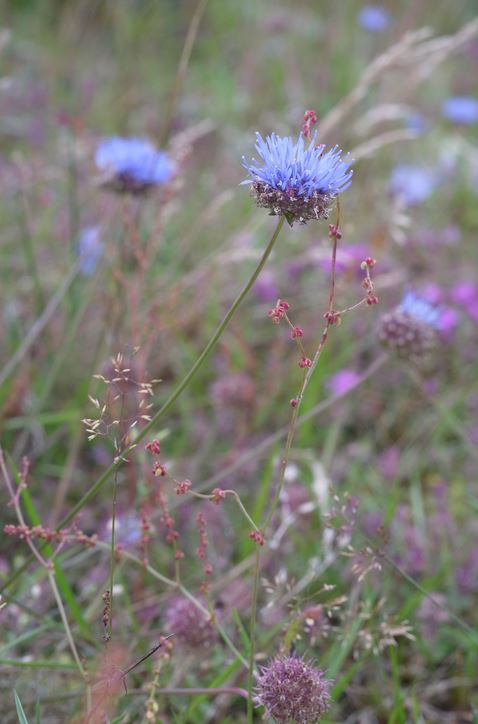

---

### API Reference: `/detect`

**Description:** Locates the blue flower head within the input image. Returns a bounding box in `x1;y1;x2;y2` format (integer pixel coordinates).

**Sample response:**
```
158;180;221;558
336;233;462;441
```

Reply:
441;96;478;125
95;136;175;194
389;164;436;206
399;290;442;329
378;290;443;365
242;132;352;225
358;5;392;33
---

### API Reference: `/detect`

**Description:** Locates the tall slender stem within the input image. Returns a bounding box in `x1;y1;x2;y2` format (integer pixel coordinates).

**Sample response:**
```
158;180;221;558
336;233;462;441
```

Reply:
246;548;261;723
246;201;341;715
108;467;119;641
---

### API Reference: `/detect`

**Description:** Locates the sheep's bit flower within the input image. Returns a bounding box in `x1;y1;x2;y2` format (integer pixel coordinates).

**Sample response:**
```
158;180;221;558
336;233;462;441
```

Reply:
95;136;175;195
242;132;352;225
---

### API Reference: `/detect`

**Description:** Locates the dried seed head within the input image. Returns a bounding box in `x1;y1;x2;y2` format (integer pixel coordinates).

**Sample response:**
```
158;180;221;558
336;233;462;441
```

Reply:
377;309;437;365
255;654;332;723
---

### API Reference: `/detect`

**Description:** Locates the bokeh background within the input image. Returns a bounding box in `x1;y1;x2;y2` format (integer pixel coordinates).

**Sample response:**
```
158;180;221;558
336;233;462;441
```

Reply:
1;1;478;721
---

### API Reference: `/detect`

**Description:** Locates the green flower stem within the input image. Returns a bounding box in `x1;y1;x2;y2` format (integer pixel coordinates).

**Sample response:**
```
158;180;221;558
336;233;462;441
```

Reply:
246;202;341;719
246;548;261;723
0;216;286;593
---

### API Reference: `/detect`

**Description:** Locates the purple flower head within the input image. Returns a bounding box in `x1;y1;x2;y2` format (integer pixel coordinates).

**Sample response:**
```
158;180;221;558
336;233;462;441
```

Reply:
451;280;478;306
358;5;392;32
442;96;478;125
242;132;352;225
389;164;436;206
95;136;174;194
361;511;384;538
420;283;444;305
253;268;280;302
255;654;332;723
326;368;361;396
377;446;400;479
456;548;478;594
77;226;103;276
418;592;450;640
164;597;216;650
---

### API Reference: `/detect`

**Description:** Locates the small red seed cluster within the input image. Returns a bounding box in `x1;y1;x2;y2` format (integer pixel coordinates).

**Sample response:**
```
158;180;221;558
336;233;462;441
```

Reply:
4;523;97;548
211;487;227;504
145;439;185;561
268;299;312;373
249;530;265;546
303;109;318;139
196;512;213;590
361;257;379;306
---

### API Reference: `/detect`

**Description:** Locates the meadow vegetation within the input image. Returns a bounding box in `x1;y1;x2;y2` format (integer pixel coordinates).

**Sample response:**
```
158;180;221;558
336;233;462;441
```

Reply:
1;1;478;721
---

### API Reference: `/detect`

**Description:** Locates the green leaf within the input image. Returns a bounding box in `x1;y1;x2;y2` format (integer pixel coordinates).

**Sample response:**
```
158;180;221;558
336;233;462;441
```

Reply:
13;690;29;724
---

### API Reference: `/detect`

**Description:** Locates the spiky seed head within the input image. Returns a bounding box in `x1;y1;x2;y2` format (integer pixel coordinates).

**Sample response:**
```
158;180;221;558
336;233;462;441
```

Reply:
255;654;332;723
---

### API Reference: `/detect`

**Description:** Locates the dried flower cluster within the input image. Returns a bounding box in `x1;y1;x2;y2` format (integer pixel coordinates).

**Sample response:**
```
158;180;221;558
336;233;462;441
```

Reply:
255;655;332;723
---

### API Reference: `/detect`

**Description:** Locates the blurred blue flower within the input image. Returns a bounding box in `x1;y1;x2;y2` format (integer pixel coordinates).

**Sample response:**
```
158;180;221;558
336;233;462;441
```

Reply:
357;5;391;32
411;288;459;338
77;226;103;276
399;290;442;329
95;136;174;194
105;511;141;548
441;96;478;125
389;164;436;206
242;132;352;224
406;113;427;135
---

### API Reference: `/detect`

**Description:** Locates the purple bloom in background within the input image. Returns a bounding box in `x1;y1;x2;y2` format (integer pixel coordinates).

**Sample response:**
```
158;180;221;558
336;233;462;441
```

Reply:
253;268;280;302
320;243;368;276
450;281;478;323
357;5;392;33
418;593;450;640
242;132;352;224
451;280;478;306
77;226;103;276
326;369;361;396
421;283;444;305
95;136;174;194
376;446;400;479
456;548;478;594
442;96;478;125
438;307;459;338
255;655;332;722
361;511;384;538
389;165;436;206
